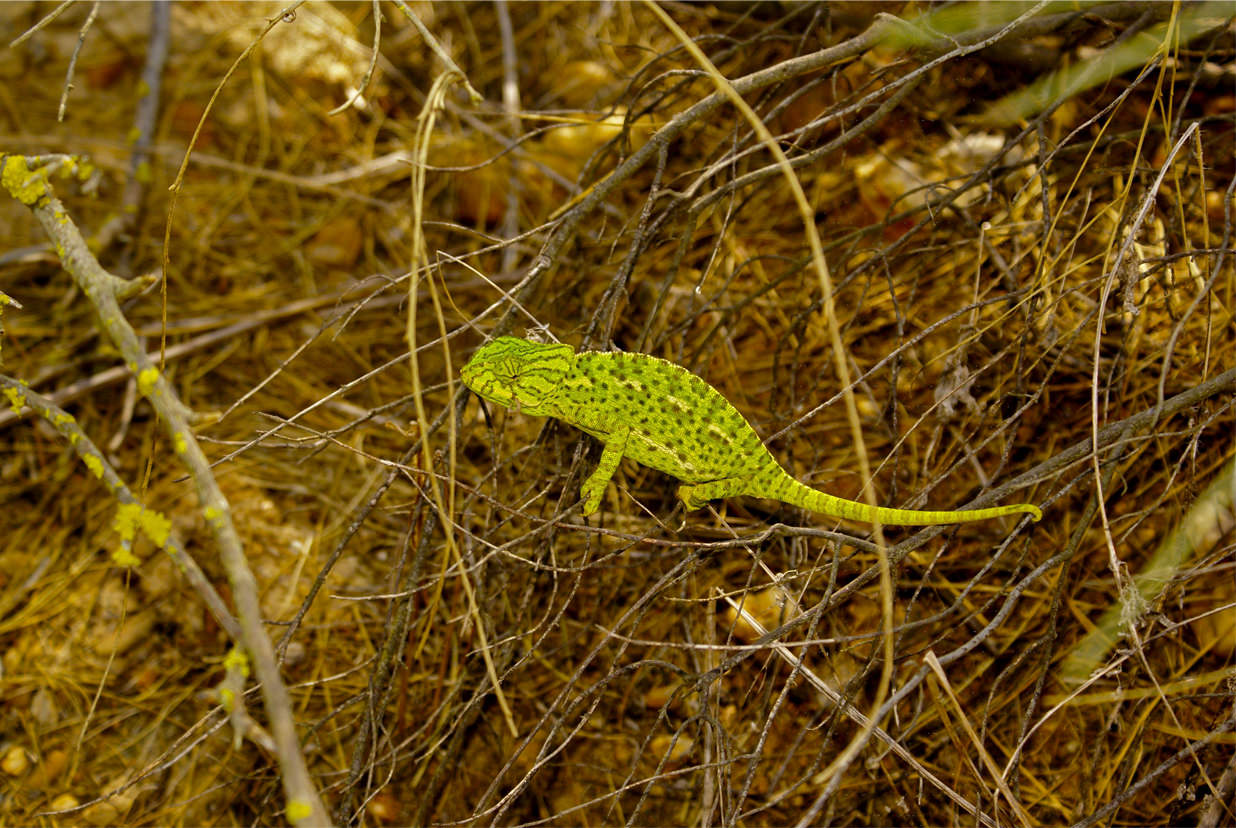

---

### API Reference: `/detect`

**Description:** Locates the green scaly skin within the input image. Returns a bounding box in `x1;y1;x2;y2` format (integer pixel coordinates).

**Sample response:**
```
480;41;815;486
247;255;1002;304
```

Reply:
460;337;1042;525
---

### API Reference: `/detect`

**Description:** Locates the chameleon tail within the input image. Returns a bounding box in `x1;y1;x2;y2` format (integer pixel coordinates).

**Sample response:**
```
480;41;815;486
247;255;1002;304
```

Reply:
764;471;1041;525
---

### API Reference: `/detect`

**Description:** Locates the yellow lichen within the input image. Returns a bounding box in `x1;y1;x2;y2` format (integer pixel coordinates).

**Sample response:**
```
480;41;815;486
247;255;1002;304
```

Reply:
113;502;171;549
138;507;171;547
113;503;143;544
52;410;75;427
286;799;314;824
174;432;188;454
204;505;223;521
137;367;159;396
82;453;105;479
223;647;250;678
219;686;235;712
1;156;48;206
2;385;24;415
111;545;141;567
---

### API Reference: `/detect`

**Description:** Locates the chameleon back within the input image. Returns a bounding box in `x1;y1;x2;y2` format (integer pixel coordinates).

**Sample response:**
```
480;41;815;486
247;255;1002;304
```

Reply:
559;351;776;484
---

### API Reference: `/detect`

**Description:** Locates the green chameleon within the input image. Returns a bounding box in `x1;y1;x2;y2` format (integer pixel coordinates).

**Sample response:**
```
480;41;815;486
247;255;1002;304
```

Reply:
461;336;1042;525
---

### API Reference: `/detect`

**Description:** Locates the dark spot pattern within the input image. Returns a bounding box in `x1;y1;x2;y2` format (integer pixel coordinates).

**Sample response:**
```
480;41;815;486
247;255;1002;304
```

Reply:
549;350;777;483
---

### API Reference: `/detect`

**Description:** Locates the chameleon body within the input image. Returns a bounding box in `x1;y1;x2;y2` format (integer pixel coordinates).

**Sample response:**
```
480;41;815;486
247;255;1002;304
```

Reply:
461;337;1042;525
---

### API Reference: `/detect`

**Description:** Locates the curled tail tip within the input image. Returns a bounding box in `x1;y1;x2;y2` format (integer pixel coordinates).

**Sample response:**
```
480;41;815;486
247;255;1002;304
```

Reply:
1023;504;1043;522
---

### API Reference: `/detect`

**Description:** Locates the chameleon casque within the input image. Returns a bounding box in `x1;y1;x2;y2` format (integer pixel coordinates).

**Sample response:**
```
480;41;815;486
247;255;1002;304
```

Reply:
461;336;1042;525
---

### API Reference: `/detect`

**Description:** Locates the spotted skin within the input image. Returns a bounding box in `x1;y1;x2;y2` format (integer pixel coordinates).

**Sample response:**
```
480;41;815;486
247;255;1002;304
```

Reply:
460;337;1042;525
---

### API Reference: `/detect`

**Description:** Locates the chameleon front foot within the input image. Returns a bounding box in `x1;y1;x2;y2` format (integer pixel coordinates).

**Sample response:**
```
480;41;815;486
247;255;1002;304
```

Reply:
578;427;628;516
579;476;605;516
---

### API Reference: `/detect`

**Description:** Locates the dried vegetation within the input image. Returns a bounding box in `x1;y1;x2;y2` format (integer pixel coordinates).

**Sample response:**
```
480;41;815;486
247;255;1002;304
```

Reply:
1;2;1234;826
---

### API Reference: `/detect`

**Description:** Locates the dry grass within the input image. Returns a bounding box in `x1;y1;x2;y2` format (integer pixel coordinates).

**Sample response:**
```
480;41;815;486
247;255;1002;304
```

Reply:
1;2;1234;826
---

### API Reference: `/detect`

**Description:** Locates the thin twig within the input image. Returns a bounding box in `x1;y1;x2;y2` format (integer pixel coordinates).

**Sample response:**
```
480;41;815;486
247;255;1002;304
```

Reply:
495;0;521;276
327;0;381;115
57;1;99;122
9;0;73;48
390;0;482;103
95;0;171;254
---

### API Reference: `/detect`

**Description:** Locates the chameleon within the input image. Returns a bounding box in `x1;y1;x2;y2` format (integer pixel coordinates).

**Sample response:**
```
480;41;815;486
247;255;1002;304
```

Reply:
460;336;1042;525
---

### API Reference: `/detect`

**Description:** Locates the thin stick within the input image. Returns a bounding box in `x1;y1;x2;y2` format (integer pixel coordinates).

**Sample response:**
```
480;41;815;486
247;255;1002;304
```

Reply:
9;0;73;48
58;1;99;122
390;0;482;103
327;0;381;115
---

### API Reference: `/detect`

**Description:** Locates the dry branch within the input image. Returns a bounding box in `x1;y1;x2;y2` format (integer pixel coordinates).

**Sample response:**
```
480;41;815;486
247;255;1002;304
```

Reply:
1;153;331;827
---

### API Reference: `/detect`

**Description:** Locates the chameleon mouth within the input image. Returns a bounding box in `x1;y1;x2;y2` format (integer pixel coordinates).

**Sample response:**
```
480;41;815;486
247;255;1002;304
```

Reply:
459;370;509;406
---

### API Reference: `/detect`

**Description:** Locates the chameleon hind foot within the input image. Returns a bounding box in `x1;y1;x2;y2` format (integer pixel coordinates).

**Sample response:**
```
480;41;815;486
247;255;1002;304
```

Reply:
677;477;749;511
677;484;704;511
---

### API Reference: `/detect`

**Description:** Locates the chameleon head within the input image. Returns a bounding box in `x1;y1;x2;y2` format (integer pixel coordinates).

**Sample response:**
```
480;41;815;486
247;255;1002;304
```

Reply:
460;336;574;413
